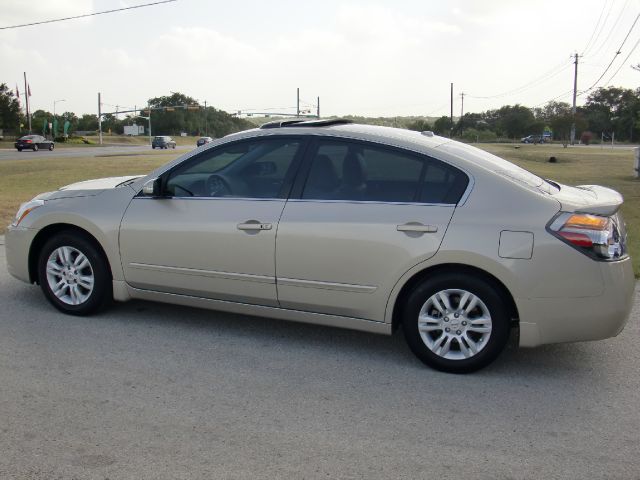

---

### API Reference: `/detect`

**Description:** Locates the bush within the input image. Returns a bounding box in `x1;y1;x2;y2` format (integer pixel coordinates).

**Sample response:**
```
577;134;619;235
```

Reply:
460;128;498;143
54;135;92;144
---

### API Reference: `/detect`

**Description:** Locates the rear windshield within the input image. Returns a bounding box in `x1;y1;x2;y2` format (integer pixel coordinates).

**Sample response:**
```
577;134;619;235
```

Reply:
439;142;559;194
20;135;37;140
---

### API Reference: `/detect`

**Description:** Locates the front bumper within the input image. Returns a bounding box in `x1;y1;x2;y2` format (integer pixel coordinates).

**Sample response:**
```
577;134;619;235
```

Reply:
5;225;38;284
517;257;635;347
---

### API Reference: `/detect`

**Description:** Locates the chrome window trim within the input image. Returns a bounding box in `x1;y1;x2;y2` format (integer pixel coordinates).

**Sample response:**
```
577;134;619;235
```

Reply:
286;199;457;207
133;196;286;202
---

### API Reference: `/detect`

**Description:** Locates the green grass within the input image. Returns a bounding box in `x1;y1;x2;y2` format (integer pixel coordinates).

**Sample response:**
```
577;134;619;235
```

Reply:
0;143;638;275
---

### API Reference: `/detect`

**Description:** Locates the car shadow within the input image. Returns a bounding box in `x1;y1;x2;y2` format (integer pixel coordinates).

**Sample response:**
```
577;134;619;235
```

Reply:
94;297;612;381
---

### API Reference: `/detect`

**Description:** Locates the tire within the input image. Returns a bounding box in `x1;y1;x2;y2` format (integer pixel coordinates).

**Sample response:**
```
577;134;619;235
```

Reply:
33;144;38;152
172;144;176;149
49;143;54;151
401;272;510;373
17;148;22;152
152;146;156;149
37;232;112;316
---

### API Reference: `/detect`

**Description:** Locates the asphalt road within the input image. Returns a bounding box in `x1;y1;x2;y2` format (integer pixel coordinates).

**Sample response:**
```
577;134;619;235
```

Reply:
1;238;638;479
0;145;191;161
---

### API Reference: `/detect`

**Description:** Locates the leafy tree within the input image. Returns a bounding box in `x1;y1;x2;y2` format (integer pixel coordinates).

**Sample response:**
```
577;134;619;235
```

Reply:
406;119;432;132
146;92;251;136
495;104;535;138
30;109;53;136
433;116;453;135
60;111;78;133
77;114;98;132
583;86;640;141
0;83;22;132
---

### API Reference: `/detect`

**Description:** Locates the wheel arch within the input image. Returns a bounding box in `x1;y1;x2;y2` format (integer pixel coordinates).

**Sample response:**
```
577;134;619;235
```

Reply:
28;223;113;284
390;263;519;333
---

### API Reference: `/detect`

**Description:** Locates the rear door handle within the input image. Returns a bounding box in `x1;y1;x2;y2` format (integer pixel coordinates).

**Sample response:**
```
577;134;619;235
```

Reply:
237;221;272;231
397;223;438;233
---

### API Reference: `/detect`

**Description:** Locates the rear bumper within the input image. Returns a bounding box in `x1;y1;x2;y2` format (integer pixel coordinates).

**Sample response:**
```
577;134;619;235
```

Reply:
518;257;635;347
5;225;37;283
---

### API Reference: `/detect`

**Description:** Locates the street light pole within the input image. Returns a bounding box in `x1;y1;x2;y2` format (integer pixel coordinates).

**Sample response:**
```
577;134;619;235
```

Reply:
53;99;65;139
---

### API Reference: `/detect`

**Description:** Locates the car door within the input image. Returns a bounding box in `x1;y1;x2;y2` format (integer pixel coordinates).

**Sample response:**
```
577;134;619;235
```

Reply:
275;138;469;321
119;136;306;306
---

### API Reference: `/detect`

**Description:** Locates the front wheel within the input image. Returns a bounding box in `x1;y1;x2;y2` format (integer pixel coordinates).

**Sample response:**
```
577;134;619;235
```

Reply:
402;273;510;373
37;232;112;315
33;144;38;152
49;143;54;151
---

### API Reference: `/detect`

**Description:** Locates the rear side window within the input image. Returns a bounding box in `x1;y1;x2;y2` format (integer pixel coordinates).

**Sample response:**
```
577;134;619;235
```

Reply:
301;139;468;204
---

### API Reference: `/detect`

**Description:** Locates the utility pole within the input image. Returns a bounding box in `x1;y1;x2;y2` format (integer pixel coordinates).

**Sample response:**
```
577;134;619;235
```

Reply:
148;101;152;145
317;96;320;118
460;92;465;135
571;52;579;145
296;88;300;117
450;82;454;137
24;72;31;133
98;92;103;145
204;100;208;136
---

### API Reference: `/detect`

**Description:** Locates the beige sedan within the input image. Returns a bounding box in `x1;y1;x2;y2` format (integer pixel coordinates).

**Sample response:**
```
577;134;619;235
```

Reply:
5;120;634;372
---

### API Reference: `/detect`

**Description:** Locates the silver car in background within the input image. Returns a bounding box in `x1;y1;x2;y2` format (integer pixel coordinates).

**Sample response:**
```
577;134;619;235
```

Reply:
5;120;634;372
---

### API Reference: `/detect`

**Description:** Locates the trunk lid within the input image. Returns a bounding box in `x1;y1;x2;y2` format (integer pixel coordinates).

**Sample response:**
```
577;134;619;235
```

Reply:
551;184;623;216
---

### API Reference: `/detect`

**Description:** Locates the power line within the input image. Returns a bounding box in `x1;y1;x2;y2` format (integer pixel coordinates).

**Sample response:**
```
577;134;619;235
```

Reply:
587;0;631;58
581;12;640;93
0;0;177;30
605;35;640;84
467;58;572;100
582;0;611;56
532;89;574;108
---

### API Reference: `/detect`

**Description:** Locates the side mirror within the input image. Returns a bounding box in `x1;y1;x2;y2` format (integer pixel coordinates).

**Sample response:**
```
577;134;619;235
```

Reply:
142;177;162;197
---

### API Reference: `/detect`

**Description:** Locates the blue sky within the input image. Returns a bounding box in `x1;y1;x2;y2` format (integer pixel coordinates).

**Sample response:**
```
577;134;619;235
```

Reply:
2;0;639;118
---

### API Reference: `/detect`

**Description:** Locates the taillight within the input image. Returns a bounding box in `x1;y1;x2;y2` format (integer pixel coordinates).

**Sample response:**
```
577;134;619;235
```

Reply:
24;140;32;143
548;212;627;261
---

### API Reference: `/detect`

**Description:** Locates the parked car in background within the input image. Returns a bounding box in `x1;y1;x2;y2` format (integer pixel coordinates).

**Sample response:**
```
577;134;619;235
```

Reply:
5;120;633;373
15;135;54;152
197;136;214;147
520;134;545;144
152;136;176;149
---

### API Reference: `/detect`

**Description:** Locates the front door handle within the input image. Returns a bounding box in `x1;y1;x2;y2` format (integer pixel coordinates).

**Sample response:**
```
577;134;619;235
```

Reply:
397;223;438;233
237;221;273;231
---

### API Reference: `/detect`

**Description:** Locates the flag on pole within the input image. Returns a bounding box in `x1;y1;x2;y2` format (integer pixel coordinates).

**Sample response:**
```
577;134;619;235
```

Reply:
15;85;20;106
28;84;31;97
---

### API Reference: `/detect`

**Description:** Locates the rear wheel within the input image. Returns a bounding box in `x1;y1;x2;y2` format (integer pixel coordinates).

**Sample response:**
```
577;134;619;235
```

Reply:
16;147;22;152
402;273;510;373
37;232;112;315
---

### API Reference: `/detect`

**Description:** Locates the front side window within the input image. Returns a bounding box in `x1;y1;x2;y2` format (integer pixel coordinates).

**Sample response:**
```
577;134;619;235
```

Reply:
301;140;468;204
165;138;302;198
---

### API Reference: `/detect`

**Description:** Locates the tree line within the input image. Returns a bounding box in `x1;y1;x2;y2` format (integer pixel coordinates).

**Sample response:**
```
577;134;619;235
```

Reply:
0;88;252;139
413;87;640;143
1;84;640;143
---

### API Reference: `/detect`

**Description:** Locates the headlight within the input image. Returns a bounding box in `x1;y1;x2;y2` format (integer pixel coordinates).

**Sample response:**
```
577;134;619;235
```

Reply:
12;199;45;227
